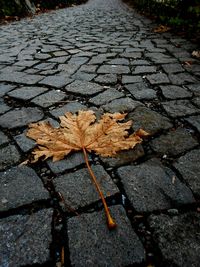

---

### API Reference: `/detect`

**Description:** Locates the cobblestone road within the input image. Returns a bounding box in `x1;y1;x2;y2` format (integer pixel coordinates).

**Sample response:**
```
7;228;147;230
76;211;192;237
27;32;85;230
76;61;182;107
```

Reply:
0;0;200;266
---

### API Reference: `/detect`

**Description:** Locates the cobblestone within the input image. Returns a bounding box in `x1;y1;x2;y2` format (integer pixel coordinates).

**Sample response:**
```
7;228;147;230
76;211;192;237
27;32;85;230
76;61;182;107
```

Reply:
0;0;199;265
149;212;200;267
0;209;53;266
117;159;194;212
68;205;145;266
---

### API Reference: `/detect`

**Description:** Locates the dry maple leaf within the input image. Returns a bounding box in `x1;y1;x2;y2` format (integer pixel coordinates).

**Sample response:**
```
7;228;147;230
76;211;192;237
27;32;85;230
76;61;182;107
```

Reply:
153;25;171;33
27;110;148;229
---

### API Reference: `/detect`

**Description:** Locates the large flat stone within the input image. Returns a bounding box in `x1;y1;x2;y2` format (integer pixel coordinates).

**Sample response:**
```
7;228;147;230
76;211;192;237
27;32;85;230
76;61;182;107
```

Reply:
117;159;194;212
31;89;66;107
162;100;199;118
185;115;200;133
148;212;200;267
150;128;198;156
39;75;73;88
50;102;87;118
94;74;118;85
0;131;9;146
102;97;143;113
0;145;20;170
0;166;49;211
128;106;172;135
47;152;86;174
146;73;170;85
65;80;104;96
53;165;119;209
0;107;44;128
0;84;15;97
68;205;145;267
160;85;192;99
89;88;124;105
0;209;53;266
101;144;144;168
174;149;200;197
97;65;130;74
8;86;48;100
125;82;157;100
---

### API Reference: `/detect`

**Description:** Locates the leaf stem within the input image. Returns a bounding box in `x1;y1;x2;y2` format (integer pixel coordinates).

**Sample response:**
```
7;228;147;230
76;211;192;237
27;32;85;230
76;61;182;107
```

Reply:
82;147;117;230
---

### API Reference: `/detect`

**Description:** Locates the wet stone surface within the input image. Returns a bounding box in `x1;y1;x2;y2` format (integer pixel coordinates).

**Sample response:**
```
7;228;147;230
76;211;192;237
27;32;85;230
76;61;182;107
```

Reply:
174;149;200;197
68;205;145;267
0;209;53;267
53;165;119;210
149;212;200;267
150;128;198;156
0;166;49;211
0;0;200;265
0;107;44;128
117;159;194;212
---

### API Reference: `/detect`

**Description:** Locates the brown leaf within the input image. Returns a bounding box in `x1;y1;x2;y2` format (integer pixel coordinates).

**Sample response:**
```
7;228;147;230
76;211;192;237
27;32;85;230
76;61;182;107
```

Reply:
192;50;200;59
153;25;171;33
27;110;149;161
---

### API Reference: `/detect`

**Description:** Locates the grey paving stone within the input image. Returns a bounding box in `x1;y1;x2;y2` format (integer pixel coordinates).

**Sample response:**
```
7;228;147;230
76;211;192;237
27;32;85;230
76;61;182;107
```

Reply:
160;85;192;99
79;64;98;73
97;65;130;74
39;74;73;88
150;128;198;156
47;152;87;174
8;86;48;100
0;107;44;129
68;56;89;66
192;96;200;108
174;149;200;197
162;100;199;117
120;52;142;59
72;71;96;82
0;166;49;211
149;212;200;267
102;97;143;113
129;106;172;135
53;165;119;209
117;159;194;212
65;80;104;96
48;56;70;64
186;84;200;96
107;58;129;65
50;102;87;118
145;52;177;64
68;205;145;267
101;144;144;168
122;75;143;84
133;66;157;74
0;131;9;146
0;99;11;114
94;74;118;84
0;145;20;170
169;73;198;85
185;115;200;133
125;82;157;100
89;88;124;105
130;59;150;65
146;73;170;85
0;83;15;97
0;72;44;85
14;60;39;67
14;132;36;152
162;63;184;74
34;63;56;71
31;89;66;108
0;209;53;266
57;64;79;75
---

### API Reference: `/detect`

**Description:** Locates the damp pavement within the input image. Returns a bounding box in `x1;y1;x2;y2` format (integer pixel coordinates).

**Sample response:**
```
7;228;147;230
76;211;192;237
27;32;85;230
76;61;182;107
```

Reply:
0;0;200;266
